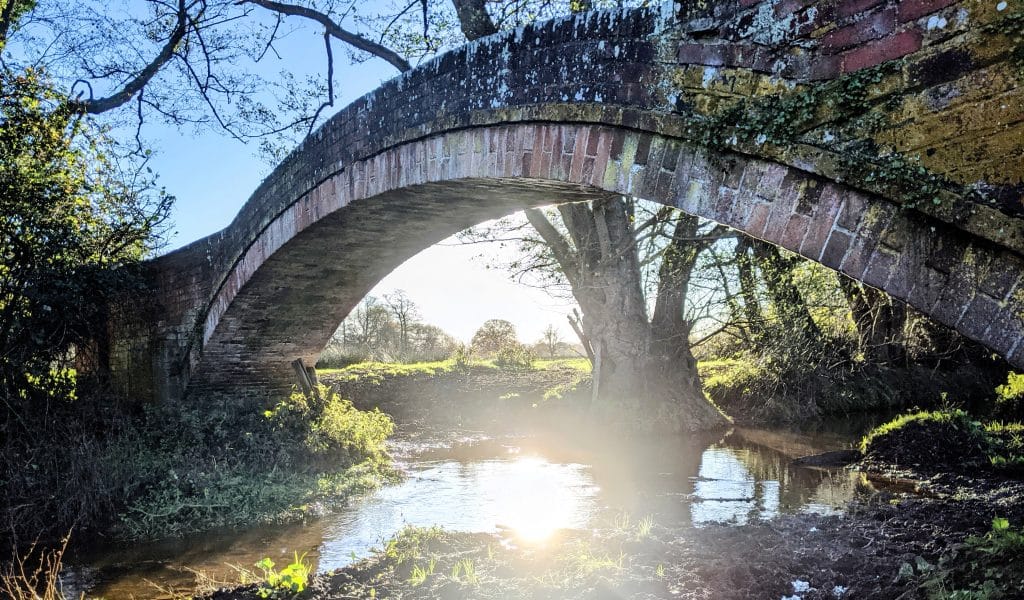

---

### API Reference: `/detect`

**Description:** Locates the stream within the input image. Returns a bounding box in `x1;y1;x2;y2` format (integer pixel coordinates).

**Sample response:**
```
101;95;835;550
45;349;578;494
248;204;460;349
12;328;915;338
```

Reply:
63;420;883;599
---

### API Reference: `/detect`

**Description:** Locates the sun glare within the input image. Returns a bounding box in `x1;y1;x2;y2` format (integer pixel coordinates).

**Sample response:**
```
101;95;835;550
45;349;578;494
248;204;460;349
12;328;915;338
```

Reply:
493;456;594;543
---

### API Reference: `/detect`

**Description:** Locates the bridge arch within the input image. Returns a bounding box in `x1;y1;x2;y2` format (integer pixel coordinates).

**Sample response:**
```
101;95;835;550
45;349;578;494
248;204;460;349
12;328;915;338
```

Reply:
166;122;1021;400
121;2;1024;403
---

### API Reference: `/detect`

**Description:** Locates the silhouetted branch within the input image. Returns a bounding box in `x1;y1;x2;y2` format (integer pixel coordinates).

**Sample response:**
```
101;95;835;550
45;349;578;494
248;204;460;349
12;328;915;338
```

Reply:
240;0;412;72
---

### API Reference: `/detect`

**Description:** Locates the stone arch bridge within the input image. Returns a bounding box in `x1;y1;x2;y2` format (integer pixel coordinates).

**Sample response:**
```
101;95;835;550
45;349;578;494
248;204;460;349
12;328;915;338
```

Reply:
112;0;1024;403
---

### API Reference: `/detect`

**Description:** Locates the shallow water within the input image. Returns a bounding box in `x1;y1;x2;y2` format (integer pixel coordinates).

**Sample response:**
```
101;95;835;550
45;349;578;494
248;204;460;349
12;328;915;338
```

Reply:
63;423;872;599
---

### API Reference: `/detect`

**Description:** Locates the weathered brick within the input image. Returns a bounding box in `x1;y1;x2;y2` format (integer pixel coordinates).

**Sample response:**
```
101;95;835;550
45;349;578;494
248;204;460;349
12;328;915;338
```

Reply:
886;231;934;301
799;186;842;261
837;192;868;231
929;283;974;328
840;29;923;73
907;266;948;313
862;249;897;289
743;202;772;238
822;8;897;54
897;0;958;23
980;251;1024;301
958;293;1003;341
841;203;894;279
837;0;886;18
822;230;852;269
678;43;729;66
780;214;811;252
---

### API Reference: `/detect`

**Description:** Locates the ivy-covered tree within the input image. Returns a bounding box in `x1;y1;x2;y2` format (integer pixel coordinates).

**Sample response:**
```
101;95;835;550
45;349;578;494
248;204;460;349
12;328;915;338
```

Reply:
0;66;171;412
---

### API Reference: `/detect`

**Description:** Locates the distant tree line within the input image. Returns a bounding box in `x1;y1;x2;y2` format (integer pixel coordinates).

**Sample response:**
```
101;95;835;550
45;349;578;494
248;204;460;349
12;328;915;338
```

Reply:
319;291;460;366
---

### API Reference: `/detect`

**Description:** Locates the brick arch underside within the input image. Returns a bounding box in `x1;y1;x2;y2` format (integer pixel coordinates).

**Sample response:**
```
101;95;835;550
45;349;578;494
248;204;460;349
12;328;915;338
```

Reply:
187;122;1024;399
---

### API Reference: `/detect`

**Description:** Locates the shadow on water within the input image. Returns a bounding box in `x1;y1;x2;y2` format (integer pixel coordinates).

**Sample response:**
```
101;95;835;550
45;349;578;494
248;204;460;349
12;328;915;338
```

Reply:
64;418;876;599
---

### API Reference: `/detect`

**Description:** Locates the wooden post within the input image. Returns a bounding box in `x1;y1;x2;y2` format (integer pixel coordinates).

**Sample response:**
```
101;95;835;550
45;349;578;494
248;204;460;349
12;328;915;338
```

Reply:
291;358;321;403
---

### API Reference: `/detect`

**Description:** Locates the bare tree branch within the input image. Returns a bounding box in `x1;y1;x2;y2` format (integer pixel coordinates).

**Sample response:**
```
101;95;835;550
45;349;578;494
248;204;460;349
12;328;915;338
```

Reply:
239;0;412;72
524;208;580;288
70;0;192;115
307;31;335;135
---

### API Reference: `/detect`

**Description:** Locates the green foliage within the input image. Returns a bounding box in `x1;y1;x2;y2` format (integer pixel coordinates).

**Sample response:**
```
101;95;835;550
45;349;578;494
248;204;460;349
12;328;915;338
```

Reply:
0;66;171;402
699;359;764;398
303;385;394;464
320;359;473;385
493;342;536;371
984;421;1024;471
254;553;312;598
993;372;1024;420
451;558;479;585
860;409;982;454
383;526;448;567
860;410;1024;473
694;63;888;150
688;61;960;210
470;319;520;357
408;558;436;586
1;381;395;541
922;518;1024;599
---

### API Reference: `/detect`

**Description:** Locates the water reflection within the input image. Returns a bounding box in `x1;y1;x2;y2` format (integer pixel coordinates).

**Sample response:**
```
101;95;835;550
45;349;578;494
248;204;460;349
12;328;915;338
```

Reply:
66;425;863;599
318;454;599;570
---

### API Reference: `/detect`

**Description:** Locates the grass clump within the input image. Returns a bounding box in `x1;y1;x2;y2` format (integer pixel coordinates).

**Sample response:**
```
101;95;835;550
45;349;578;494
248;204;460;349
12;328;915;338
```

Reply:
859;409;990;470
319;359;470;385
984;421;1024;471
534;357;591;372
860;409;1024;474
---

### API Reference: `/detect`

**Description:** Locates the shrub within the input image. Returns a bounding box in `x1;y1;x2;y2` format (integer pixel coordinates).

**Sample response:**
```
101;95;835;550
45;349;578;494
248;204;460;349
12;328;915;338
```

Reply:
306;387;394;464
266;384;393;467
993;372;1024;420
494;343;535;371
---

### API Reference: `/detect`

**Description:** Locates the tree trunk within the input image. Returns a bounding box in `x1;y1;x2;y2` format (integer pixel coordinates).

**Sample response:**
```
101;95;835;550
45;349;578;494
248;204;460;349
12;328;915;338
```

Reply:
839;277;906;364
735;236;765;339
751;240;823;343
527;200;728;433
451;0;498;40
648;214;728;431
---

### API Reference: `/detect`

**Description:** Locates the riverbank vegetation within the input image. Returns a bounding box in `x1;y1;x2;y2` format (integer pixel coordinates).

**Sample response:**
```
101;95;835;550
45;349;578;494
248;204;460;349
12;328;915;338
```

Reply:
2;383;395;547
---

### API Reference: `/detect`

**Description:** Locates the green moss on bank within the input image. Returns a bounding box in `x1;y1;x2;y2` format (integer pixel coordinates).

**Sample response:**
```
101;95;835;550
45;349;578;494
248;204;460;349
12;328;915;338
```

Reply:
860;409;1024;473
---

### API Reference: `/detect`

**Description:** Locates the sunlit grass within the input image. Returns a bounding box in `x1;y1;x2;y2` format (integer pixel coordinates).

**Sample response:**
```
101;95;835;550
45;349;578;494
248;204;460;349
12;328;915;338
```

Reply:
318;357;591;385
534;357;591;372
859;409;979;454
318;359;487;384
